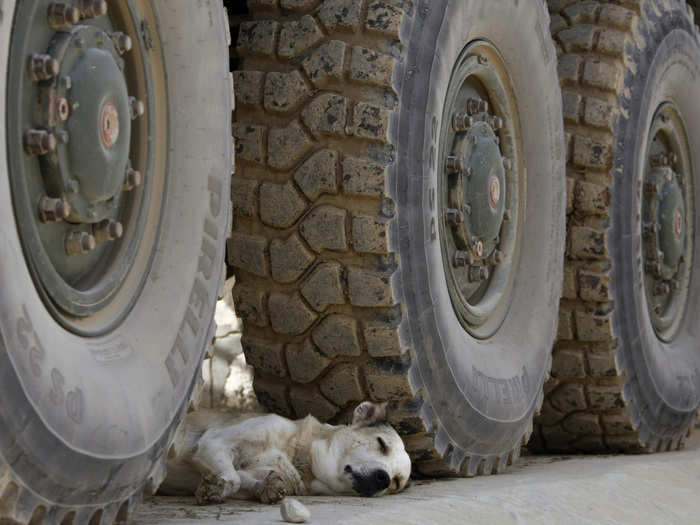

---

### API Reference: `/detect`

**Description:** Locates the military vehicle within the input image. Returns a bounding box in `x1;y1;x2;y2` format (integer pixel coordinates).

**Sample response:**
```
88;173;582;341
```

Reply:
1;1;698;523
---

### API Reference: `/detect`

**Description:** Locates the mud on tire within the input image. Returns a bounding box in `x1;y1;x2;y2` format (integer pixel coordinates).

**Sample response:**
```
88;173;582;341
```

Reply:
229;0;565;476
535;0;700;453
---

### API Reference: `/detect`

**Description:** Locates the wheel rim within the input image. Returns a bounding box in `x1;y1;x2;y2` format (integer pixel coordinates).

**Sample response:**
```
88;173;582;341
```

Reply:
7;1;159;333
438;41;525;340
642;102;695;342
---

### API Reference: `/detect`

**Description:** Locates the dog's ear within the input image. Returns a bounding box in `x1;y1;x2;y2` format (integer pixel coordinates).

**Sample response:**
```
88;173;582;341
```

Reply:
352;401;388;426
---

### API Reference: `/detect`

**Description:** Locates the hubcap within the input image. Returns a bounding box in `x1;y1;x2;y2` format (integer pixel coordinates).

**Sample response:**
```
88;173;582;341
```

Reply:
438;42;524;339
642;103;695;341
7;2;156;330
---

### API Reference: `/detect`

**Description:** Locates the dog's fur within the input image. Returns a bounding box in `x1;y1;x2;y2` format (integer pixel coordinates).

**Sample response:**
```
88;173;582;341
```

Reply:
160;402;411;504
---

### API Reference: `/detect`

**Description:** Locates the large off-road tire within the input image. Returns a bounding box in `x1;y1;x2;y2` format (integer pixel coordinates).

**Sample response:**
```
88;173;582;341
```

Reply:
535;0;700;452
229;0;565;476
0;2;231;523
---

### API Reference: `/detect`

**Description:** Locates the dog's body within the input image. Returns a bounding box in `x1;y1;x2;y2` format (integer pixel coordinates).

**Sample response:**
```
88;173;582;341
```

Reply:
160;402;411;504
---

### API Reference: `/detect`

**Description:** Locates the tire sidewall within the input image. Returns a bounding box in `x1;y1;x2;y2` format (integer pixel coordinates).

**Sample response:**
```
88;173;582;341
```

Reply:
614;7;700;423
0;0;230;503
393;0;564;452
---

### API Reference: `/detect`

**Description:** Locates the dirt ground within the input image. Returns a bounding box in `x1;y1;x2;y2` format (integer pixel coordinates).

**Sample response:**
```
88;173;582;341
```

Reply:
137;299;700;524
133;431;700;525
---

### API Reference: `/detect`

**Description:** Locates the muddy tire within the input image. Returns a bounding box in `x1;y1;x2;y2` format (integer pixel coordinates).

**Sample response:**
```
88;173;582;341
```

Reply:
230;0;565;476
535;0;700;453
0;2;231;523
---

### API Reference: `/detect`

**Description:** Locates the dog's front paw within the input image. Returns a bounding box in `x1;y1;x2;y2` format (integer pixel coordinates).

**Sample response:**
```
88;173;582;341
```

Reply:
195;474;235;505
258;471;288;504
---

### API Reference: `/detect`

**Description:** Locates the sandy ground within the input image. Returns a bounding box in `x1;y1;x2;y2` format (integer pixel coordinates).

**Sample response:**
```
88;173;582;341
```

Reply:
132;430;700;525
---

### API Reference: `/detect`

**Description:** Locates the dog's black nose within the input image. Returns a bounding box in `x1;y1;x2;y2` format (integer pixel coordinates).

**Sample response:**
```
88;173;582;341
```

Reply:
373;469;390;490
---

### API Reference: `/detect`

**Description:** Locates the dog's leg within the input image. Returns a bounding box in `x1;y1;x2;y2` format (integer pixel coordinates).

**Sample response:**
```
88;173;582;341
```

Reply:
190;437;241;505
237;449;306;503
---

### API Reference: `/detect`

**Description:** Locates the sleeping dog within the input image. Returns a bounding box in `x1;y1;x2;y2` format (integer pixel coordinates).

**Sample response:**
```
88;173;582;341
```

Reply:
160;402;412;504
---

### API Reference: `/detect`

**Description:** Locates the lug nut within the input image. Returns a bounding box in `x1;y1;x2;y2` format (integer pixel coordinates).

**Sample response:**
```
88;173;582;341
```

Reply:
454;251;474;268
643;182;660;196
452;113;474;131
466;98;488;116
643;223;658;238
645;261;661;276
445;208;464;225
490;116;503;131
123;168;142;191
48;3;81;28
654;282;671;296
110;32;133;55
471;238;484;258
445;155;464;174
65;231;96;256
79;0;108;19
477;55;489;66
468;265;490;283
28;54;59;82
650;154;669;167
38;196;71;223
93;219;123;243
502;157;513;171
129;97;145;120
24;129;56;156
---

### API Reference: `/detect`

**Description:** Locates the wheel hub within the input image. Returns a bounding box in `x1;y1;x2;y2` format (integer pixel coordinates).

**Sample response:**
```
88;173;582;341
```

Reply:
642;104;694;340
438;43;524;339
7;1;151;323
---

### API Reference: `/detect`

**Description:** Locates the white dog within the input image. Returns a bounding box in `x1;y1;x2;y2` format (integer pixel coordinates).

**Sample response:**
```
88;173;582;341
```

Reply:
160;402;412;504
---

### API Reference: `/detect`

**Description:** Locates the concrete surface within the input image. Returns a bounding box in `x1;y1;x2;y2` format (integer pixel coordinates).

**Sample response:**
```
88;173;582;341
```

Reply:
133;432;700;525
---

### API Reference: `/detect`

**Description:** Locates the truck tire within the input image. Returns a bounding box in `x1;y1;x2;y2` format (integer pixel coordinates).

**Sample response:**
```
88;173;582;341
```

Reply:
230;0;565;476
0;1;231;523
536;0;700;453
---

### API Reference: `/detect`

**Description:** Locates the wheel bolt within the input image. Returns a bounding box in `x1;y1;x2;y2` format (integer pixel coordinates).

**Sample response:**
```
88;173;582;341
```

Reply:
93;219;123;243
466;98;488;116
24;129;56;156
445;208;464;225
490;116;503;131
650;154;669;167
79;0;108;19
129;97;145;120
471;238;484;257
645;261;661;276
123;168;142;191
65;231;96;256
110;32;133;55
28;54;59;82
38;196;71;223
477;55;489;66
452;113;474;131
654;282;670;296
48;3;81;28
643;223;658;238
468;265;489;283
445;155;464;174
643;182;660;196
453;251;474;268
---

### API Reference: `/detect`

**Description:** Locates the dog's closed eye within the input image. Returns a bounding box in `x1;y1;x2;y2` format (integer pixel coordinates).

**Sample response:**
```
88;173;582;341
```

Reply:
377;437;389;455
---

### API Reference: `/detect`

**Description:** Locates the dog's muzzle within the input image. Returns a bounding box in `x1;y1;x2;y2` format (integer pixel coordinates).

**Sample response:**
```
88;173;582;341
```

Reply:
345;465;390;497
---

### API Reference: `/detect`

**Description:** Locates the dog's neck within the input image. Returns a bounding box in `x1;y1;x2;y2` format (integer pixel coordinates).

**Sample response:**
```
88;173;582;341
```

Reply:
290;415;337;487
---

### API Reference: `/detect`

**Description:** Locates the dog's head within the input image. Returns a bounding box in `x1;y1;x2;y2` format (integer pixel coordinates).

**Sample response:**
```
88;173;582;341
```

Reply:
311;402;411;497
